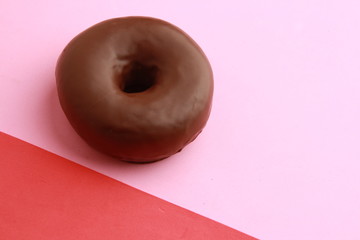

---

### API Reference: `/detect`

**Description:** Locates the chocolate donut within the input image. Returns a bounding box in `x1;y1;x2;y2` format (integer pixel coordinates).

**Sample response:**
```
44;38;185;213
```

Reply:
56;17;213;163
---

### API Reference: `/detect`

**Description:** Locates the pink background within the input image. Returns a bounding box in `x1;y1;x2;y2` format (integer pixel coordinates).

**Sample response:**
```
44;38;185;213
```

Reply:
1;0;360;239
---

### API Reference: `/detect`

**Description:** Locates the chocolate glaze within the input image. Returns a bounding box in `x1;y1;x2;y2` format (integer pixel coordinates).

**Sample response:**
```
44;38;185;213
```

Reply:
56;17;213;162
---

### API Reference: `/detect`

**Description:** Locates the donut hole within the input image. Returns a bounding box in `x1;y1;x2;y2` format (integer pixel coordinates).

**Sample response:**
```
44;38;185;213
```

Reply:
119;61;158;93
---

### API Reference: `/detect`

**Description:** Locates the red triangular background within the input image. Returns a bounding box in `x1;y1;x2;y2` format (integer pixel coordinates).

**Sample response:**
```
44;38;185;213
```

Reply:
0;132;256;240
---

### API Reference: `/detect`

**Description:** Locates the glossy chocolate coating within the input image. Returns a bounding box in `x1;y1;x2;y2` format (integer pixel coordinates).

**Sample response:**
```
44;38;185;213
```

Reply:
56;17;213;162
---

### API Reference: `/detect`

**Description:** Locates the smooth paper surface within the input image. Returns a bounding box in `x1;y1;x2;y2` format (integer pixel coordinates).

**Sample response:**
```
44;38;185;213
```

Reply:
0;132;256;240
2;1;360;239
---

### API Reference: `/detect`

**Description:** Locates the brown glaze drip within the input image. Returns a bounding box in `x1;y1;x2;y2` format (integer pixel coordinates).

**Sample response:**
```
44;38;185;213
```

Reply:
56;17;213;163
